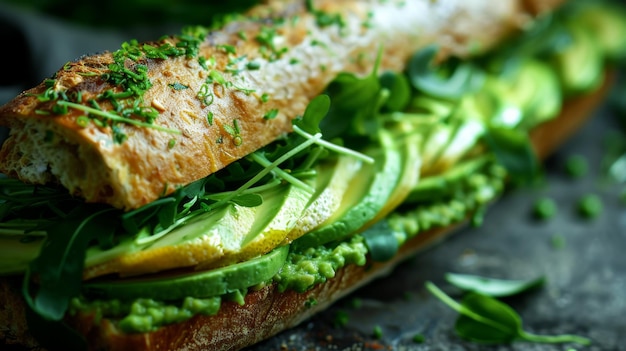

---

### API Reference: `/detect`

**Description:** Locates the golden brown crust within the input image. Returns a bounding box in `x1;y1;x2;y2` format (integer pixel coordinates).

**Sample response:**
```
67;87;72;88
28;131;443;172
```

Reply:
0;0;532;210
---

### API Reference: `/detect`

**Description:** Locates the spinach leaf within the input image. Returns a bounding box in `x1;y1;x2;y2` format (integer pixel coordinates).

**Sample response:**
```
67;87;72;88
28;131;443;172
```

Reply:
426;282;591;346
484;126;539;183
445;273;545;297
320;67;381;140
408;45;484;100
294;94;330;135
379;71;411;112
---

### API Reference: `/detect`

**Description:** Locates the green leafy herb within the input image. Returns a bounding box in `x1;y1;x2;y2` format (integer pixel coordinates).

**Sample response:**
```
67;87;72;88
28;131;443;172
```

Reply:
246;61;261;70
263;109;279;120
142;42;184;60
445;273;545;298
23;208;118;321
168;82;189;91
255;26;288;60
305;0;345;28
56;101;180;135
217;44;237;55
408;45;484;100
198;56;209;70
294;95;330;134
197;83;215;106
484;126;539;183
426;282;591;345
378;71;410;112
177;25;208;58
230;193;263;207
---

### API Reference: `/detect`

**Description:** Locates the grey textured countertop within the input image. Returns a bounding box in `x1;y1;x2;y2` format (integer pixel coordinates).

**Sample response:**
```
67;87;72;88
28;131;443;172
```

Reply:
1;3;625;350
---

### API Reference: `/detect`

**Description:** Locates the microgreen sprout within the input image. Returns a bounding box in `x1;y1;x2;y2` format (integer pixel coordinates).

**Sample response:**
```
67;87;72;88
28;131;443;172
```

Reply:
56;101;181;135
292;125;374;164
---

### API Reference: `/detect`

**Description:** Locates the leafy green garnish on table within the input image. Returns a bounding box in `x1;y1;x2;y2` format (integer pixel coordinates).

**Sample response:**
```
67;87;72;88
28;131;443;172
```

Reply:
445;273;545;298
426;281;591;346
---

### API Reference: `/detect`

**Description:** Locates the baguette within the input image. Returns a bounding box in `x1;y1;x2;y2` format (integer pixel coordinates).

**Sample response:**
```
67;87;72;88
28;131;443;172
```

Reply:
0;0;536;211
0;0;623;350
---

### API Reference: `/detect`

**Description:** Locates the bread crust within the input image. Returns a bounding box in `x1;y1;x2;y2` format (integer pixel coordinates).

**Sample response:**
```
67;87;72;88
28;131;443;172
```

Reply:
0;0;534;210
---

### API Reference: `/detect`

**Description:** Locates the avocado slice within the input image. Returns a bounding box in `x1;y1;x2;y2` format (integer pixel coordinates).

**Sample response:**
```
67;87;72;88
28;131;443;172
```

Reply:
508;60;561;129
203;184;312;268
287;154;363;242
406;155;492;203
84;184;311;277
576;3;626;59
552;22;603;95
83;245;289;301
292;129;404;250
365;121;422;226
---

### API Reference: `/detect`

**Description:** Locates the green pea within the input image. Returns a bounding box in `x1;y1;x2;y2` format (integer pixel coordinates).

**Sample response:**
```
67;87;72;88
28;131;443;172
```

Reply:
533;197;557;220
333;310;349;328
372;325;383;339
578;194;603;219
412;333;425;343
565;154;588;179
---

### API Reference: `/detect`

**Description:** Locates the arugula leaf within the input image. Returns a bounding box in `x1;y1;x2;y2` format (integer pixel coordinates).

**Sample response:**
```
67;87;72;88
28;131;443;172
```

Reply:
426;281;591;346
484;126;539;183
23;208;117;321
445;273;545;298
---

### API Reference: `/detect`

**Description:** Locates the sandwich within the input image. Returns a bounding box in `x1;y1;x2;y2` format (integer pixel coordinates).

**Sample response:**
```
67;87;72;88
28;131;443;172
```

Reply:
0;0;624;350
